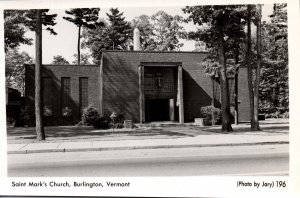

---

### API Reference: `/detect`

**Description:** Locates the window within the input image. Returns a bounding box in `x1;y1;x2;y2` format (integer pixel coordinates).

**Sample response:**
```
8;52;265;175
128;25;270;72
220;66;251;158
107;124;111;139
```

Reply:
42;77;52;116
61;77;71;115
144;67;176;99
79;77;88;112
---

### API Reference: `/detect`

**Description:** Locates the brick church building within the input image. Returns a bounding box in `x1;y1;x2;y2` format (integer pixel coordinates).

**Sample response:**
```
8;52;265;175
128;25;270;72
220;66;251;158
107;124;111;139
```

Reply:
24;29;250;126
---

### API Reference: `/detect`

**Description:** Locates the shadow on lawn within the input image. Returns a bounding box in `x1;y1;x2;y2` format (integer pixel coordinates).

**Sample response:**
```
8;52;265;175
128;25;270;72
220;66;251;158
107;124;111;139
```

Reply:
7;126;191;140
7;122;289;141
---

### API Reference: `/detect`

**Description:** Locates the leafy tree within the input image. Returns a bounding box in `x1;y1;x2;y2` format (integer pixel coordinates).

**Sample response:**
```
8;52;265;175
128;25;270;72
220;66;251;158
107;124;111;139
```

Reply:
5;49;33;95
63;8;102;65
131;15;156;50
82;8;132;63
194;41;208;52
81;20;108;62
183;5;247;131
51;55;70;65
83;9;185;62
245;4;262;131
260;4;288;116
22;9;57;34
106;8;132;50
4;9;57;141
31;9;57;141
72;53;91;65
17;9;56;140
4;10;32;52
150;11;185;51
131;11;186;51
4;9;57;52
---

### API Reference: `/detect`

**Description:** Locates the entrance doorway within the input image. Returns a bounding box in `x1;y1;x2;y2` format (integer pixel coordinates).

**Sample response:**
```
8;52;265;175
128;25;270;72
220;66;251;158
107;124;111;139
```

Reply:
139;63;184;123
145;99;169;122
145;99;178;122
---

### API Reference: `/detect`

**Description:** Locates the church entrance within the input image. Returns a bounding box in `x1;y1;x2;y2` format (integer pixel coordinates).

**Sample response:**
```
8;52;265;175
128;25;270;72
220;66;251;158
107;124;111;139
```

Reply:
143;66;178;122
145;99;169;122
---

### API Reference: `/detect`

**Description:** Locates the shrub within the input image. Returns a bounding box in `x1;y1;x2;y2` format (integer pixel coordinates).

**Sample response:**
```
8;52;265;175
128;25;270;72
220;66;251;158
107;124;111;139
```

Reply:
261;106;289;119
266;111;280;119
81;104;100;125
93;116;111;129
200;106;221;125
75;120;84;126
282;111;289;118
109;113;125;128
6;117;15;127
114;113;125;123
114;123;124;129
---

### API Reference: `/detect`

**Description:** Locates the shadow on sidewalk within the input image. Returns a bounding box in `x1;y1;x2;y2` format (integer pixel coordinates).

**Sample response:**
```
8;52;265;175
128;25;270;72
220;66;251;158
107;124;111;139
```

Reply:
203;125;289;134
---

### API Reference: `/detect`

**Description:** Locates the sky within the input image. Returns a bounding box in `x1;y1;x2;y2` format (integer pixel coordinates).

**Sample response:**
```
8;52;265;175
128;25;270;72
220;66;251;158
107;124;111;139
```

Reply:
18;5;273;64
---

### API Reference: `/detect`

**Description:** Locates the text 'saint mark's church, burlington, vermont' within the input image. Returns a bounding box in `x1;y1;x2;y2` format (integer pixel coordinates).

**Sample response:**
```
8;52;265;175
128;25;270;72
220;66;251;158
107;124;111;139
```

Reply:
25;28;250;126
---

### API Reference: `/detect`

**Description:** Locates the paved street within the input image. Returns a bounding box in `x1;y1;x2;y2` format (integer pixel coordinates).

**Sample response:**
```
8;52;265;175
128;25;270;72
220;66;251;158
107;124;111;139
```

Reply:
8;144;288;177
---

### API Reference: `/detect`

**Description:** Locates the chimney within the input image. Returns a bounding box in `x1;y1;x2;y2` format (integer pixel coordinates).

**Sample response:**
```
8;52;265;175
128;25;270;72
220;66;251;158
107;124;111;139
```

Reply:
133;28;140;51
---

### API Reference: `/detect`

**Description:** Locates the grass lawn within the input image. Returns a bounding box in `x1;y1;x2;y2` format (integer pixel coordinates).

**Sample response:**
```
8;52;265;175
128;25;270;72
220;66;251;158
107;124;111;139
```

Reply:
7;119;289;144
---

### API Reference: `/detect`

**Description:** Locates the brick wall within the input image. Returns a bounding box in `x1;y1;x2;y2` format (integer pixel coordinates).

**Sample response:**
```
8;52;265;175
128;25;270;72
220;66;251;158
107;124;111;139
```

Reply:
102;51;216;122
25;65;100;126
237;67;251;122
25;52;251;126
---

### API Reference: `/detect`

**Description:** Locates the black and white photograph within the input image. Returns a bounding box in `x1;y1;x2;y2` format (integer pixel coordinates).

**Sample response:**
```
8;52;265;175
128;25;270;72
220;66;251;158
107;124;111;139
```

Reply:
1;0;299;197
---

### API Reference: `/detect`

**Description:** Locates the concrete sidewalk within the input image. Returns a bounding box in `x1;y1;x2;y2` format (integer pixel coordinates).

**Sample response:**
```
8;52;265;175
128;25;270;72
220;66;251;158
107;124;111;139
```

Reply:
7;132;289;154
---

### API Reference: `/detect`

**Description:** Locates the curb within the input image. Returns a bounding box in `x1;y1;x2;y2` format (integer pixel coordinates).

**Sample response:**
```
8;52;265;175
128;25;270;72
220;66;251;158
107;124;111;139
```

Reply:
7;141;289;154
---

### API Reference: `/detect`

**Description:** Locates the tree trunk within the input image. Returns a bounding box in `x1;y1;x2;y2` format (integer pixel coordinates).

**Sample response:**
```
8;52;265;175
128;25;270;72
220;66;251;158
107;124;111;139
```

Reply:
211;78;215;125
234;50;239;125
247;5;255;130
253;4;262;130
35;9;45;141
218;34;233;132
211;78;215;107
77;25;81;65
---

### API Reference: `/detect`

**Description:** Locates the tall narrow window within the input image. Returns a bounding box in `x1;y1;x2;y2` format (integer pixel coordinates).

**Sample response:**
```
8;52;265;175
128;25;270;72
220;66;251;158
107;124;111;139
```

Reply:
61;77;71;115
42;77;52;116
79;77;88;112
